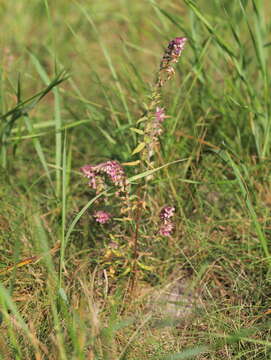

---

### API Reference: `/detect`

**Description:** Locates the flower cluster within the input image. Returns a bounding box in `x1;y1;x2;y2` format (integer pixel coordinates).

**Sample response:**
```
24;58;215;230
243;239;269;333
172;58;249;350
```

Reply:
153;106;166;137
159;221;174;237
151;106;166;139
160;205;175;221
93;210;112;224
158;37;187;86
81;160;130;223
159;205;175;236
143;106;169;165
81;160;128;195
155;107;166;124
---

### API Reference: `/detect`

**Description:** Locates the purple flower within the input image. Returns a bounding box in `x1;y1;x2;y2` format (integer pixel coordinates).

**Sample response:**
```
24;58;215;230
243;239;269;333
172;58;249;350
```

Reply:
148;107;167;142
169;37;187;57
158;36;187;86
98;161;126;188
81;160;129;215
80;165;97;189
158;205;175;237
164;37;187;64
159;222;174;237
155;107;166;124
81;160;127;193
93;211;112;224
159;206;175;221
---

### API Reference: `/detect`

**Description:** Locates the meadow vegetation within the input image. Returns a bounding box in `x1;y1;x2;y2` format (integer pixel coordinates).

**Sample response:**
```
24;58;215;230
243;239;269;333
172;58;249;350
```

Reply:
1;0;271;359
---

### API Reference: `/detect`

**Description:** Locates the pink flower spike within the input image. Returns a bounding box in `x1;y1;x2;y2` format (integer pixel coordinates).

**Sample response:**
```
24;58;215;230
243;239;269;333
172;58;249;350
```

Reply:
93;211;112;224
159;206;175;221
159;221;174;237
80;165;97;189
158;36;187;86
173;37;187;55
80;160;128;194
80;165;94;178
98;160;126;187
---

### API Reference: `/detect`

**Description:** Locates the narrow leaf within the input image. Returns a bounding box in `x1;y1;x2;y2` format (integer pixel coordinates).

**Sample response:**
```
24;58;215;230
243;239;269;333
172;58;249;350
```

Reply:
132;142;146;155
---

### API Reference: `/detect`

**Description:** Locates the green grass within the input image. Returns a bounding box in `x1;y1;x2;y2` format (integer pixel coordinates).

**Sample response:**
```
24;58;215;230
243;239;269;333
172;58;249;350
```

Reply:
1;0;271;358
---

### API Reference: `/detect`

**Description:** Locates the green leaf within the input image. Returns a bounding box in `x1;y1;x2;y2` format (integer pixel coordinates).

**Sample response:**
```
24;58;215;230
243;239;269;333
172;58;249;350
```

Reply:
137;261;154;272
136;115;148;124
132;142;146;155
58;288;68;304
130;127;144;135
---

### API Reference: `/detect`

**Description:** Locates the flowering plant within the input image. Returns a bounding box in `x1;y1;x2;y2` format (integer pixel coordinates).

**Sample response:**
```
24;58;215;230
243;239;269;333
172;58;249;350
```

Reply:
80;37;187;282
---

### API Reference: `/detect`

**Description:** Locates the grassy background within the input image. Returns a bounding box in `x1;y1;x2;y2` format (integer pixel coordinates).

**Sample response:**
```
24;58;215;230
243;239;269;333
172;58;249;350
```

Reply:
1;0;271;358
